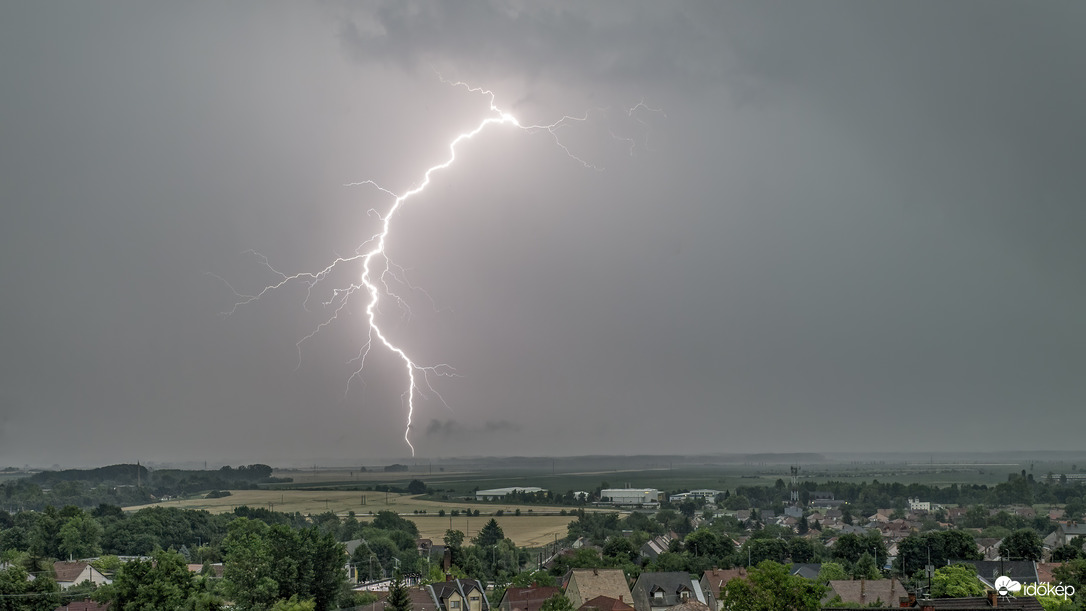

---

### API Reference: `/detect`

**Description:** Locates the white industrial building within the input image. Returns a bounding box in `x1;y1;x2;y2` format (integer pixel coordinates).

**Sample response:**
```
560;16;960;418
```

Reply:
600;488;660;506
669;489;721;502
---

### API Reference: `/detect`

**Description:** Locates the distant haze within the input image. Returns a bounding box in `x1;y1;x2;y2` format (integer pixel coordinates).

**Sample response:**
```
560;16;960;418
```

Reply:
1;2;1084;466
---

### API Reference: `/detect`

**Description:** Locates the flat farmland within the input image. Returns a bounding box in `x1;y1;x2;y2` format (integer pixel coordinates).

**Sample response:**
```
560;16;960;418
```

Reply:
122;490;588;547
412;514;572;548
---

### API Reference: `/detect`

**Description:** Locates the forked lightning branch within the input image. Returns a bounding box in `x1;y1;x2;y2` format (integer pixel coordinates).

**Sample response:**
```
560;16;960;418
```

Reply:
219;81;660;455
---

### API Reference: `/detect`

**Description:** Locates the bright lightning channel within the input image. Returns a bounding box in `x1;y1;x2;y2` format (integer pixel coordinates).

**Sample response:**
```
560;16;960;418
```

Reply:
219;82;659;456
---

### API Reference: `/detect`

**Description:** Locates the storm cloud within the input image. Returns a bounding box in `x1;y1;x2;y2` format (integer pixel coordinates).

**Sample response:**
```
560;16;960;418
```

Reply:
1;2;1083;466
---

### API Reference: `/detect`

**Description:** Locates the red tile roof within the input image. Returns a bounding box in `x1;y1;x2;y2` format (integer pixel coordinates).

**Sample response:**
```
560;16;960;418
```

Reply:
579;595;635;611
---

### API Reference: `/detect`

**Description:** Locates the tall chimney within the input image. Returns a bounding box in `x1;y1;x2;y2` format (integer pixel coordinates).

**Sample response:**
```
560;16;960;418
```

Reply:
987;590;998;607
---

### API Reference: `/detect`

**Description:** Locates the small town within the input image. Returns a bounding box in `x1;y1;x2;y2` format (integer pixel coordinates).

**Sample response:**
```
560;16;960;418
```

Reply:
3;460;1086;610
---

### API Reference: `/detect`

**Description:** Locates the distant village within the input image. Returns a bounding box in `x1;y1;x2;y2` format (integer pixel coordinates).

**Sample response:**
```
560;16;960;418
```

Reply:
4;465;1086;610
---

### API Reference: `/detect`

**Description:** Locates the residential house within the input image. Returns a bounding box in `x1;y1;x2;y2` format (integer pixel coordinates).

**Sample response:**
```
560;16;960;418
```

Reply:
945;507;968;524
822;579;903;608
498;586;562;611
53;562;111;590
373;578;492;611
640;535;673;561
895;593;1044;610
662;601;710;611
1036;562;1063;586
564;569;634;609
429;578;490;611
953;560;1039;590
789;564;821;581
1053;523;1086;547
630;572;707;611
186;563;224;578
1013;506;1037;520
699;568;748;611
974;538;1002;561
579;595;635;611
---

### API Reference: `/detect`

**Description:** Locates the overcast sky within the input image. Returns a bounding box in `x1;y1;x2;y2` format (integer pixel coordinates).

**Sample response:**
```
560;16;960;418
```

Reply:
2;2;1084;467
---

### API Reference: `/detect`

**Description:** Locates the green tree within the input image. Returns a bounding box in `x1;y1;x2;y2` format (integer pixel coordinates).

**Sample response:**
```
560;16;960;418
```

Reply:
742;538;789;565
221;518;279;611
540;593;574;611
58;515;104;560
999;528;1043;561
603;536;637;563
0;562;61;611
816;562;849;584
474;519;505;547
788;538;815;563
373;511;419;537
269;596;317;611
719;560;825;611
852;552;880;580
511;570;557;588
894;530;981;574
94;549;198;611
1051;540;1084;562
386;571;412;611
28;506;62;559
930;564;986;598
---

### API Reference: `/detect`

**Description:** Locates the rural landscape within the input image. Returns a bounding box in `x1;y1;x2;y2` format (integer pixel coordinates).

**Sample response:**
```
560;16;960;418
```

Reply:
5;452;1086;610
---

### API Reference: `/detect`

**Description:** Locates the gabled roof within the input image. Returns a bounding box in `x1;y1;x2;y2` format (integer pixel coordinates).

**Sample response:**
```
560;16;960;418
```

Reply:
1035;562;1062;584
824;579;903;607
499;586;562;611
579;595;635;611
567;569;634;608
53;562;91;583
789;563;821;580
430;578;490;611
699;567;748;595
631;572;706;610
1059;523;1086;536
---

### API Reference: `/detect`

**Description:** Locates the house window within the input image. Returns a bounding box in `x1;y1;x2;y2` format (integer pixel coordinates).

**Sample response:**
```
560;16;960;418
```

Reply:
451;602;460;609
680;592;690;600
654;592;664;600
471;597;480;602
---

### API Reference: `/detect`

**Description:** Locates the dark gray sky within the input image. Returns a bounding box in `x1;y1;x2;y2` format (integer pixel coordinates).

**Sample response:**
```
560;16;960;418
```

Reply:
2;2;1084;466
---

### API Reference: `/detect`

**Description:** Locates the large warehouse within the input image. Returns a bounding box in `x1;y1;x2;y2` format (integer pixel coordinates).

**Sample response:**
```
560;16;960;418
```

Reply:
599;488;661;506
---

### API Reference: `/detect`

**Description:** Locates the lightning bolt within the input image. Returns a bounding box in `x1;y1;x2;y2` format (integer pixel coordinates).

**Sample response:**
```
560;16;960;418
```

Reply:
217;81;660;456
